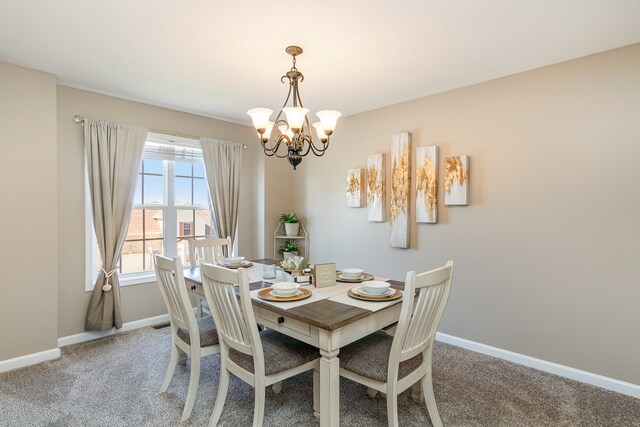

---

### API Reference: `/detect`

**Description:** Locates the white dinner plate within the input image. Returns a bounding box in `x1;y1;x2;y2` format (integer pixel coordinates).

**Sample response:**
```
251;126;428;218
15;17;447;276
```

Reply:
354;286;394;297
223;260;251;267
269;289;302;298
338;274;364;280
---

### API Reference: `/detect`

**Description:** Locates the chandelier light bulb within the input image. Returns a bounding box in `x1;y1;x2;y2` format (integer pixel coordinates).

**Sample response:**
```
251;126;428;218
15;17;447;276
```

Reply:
282;107;309;131
316;110;341;134
312;122;328;142
247;108;273;132
262;121;274;141
278;124;294;140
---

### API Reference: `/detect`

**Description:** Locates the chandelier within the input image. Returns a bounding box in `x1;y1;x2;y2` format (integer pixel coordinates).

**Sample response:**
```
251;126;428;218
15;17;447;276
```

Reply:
247;46;341;170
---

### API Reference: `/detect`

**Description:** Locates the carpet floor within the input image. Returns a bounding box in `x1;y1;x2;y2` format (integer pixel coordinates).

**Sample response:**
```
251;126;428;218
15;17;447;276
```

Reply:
1;325;638;426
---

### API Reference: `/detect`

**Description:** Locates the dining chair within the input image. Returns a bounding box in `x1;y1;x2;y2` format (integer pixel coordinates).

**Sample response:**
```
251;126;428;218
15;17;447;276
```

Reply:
338;261;454;427
187;236;231;317
149;248;159;268
200;263;320;427
154;254;220;421
188;236;232;266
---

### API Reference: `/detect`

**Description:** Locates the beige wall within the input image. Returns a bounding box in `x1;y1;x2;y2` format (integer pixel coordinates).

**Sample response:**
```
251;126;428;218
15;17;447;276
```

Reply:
0;63;58;359
56;86;257;337
264;157;294;258
250;152;294;259
294;43;640;384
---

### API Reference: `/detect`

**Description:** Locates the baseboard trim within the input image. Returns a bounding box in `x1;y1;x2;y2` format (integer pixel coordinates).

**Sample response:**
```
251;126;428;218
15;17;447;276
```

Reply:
58;313;170;347
0;348;61;373
435;332;640;399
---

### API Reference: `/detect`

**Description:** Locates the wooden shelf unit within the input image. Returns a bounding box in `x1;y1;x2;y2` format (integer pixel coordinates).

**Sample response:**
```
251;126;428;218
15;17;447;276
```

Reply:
273;221;309;260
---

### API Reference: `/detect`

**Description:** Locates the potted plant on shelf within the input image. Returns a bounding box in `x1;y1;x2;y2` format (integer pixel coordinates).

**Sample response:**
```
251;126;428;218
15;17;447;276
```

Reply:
280;211;300;237
278;241;299;260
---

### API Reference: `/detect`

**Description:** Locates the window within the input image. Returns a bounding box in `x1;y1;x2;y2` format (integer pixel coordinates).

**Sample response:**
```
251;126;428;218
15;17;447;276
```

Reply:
86;134;212;290
122;159;165;274
179;222;192;237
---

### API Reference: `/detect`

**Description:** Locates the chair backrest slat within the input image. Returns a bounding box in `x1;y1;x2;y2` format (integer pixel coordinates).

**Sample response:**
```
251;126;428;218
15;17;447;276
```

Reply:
188;237;232;266
154;254;197;331
404;289;429;349
406;283;445;351
200;264;261;358
390;261;454;367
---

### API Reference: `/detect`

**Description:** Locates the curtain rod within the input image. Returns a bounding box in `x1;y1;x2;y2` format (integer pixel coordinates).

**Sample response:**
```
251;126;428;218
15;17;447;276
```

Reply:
72;115;248;149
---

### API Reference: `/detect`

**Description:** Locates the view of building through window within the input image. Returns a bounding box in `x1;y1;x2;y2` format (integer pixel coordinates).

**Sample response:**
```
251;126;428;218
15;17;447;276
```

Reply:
96;157;212;276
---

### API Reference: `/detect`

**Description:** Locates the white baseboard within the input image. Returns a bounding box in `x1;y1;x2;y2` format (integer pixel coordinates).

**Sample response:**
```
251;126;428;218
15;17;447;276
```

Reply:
58;313;170;347
435;332;640;399
0;348;61;373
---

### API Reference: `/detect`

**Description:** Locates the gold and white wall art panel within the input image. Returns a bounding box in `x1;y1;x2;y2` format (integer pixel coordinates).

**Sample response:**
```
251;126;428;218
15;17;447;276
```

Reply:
390;132;411;248
346;168;365;207
366;153;385;221
416;146;438;223
444;155;470;205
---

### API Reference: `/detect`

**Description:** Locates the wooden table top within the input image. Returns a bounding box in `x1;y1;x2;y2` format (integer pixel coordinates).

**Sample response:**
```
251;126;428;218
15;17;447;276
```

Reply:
183;259;405;331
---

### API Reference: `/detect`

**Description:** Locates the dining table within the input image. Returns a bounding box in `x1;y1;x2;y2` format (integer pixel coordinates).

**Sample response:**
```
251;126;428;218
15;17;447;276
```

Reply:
183;258;405;427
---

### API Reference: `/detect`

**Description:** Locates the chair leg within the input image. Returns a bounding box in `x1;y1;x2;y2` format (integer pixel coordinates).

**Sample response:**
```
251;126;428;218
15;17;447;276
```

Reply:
423;374;442;427
253;378;266;427
423;349;443;427
313;368;320;417
367;387;378;398
411;380;424;404
178;347;188;365
209;366;230;427
181;348;201;421
197;299;203;317
386;387;399;427
272;381;282;394
160;343;178;392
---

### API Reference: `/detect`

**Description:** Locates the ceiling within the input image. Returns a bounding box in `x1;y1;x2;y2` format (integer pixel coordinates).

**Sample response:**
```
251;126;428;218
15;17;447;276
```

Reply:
1;1;639;125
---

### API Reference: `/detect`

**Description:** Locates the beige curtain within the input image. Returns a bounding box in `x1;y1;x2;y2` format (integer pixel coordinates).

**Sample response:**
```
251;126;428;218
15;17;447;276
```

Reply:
85;118;147;331
200;138;243;252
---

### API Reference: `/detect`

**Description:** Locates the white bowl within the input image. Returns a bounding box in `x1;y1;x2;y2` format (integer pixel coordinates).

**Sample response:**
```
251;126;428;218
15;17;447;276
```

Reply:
363;281;390;295
271;282;300;296
224;256;245;265
341;268;364;278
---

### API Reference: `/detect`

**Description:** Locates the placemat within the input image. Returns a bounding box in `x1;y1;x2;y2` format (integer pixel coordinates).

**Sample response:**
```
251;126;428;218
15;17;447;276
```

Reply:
250;284;341;309
327;279;401;312
328;290;403;312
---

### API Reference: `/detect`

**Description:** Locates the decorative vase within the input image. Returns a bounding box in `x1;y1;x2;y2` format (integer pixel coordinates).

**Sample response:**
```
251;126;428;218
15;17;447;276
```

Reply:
284;222;300;237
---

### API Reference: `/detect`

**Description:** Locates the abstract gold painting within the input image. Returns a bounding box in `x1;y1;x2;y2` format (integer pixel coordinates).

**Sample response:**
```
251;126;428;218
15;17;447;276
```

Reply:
444;155;469;205
366;153;385;221
346;168;365;207
390;132;411;248
416;146;438;223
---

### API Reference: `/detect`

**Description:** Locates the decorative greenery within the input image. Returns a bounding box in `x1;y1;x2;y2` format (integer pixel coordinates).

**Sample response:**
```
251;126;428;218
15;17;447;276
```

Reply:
278;241;299;254
280;211;299;223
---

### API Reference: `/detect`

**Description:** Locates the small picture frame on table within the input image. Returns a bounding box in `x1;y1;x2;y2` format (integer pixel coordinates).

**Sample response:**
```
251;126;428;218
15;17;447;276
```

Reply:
312;263;336;288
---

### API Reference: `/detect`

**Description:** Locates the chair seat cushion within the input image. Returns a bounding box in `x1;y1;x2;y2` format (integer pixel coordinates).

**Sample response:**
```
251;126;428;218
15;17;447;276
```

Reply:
176;316;219;348
339;331;423;383
229;329;319;376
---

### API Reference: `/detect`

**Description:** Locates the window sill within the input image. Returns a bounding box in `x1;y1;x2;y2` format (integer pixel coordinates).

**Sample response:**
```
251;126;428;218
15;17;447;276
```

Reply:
85;271;157;292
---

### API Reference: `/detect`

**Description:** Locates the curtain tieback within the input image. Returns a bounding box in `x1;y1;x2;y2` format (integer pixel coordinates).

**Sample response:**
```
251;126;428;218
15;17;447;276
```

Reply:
101;268;118;292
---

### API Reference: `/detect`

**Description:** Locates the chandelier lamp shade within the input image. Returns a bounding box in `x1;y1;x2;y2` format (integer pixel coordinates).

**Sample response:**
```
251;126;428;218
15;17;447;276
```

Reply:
247;46;341;170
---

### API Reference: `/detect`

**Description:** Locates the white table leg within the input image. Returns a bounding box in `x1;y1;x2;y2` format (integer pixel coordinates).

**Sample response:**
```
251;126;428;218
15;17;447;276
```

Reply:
319;329;340;427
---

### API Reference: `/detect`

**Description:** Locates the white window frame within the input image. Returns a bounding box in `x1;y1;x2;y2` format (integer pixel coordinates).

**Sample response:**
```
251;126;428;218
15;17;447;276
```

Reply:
85;133;210;291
